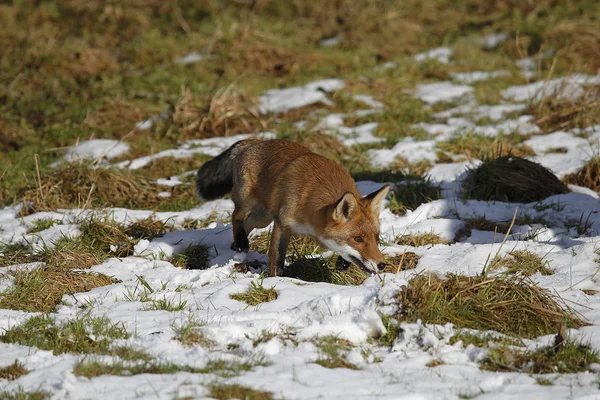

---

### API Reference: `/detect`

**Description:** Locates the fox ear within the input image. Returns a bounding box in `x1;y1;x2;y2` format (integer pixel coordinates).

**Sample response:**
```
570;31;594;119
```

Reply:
363;185;390;213
333;192;357;223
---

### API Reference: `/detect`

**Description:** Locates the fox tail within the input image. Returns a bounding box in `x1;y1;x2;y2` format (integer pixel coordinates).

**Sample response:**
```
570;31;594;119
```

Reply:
195;141;242;201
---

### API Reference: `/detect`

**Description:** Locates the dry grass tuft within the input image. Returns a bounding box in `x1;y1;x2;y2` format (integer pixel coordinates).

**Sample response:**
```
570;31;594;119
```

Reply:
437;132;535;161
250;231;322;257
563;157;600;193
21;162;160;212
395;232;447;247
208;384;273;400
490;250;553;276
19;162;197;213
384;252;420;272
529;84;600;133
173;87;266;139
462;155;569;202
0;361;28;381
397;273;587;338
82;99;153;138
230;278;278;306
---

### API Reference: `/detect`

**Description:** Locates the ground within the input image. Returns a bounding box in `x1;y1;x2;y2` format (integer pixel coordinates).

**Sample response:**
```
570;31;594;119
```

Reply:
1;1;600;399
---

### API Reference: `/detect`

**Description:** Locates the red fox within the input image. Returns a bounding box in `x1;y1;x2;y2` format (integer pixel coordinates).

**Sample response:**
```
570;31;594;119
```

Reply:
196;139;390;277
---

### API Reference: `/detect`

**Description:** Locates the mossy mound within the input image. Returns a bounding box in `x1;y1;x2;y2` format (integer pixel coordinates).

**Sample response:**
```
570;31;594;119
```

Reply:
462;156;569;202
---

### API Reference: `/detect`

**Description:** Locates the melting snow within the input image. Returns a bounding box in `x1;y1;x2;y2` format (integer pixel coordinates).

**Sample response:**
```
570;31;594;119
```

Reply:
414;82;474;104
258;79;345;114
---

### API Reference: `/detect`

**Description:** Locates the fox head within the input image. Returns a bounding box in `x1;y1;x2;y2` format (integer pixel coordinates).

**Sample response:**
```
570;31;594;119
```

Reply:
319;185;390;274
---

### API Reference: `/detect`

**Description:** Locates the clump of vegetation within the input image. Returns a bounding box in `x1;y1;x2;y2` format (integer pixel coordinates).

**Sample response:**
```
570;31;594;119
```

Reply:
170;244;210;270
0;361;29;381
462;155;569;202
208;384;273;400
389;176;441;215
563;157;600;193
482;341;600;374
0;315;138;357
395;231;447;247
230;278;278;306
313;336;359;370
376;314;401;348
490;250;554;276
448;331;522;348
397;273;587;338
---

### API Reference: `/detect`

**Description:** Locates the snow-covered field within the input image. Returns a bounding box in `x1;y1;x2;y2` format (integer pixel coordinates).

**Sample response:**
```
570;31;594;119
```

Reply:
1;42;600;399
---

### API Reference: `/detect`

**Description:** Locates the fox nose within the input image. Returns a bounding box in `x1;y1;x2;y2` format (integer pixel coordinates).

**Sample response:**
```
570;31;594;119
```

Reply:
377;262;386;271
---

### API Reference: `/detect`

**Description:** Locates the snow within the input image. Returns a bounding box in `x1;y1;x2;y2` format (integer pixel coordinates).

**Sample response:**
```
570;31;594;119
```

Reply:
450;70;510;84
414;82;474;104
480;32;509;50
258;79;345;114
502;74;600;102
2;45;600;400
174;51;206;65
62;139;130;162
414;47;452;64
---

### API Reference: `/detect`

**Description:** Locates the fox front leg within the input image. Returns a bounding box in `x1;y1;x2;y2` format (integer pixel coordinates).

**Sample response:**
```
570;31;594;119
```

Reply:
267;221;291;277
231;208;250;252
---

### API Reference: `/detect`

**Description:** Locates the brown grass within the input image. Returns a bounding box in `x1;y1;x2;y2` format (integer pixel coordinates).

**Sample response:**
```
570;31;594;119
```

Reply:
0;360;28;381
208;384;273;400
395;232;447;247
20;162;197;213
529;85;600;133
397;273;587;338
437;133;535;161
563;158;600;193
0;244;115;312
384;252;420;272
173;87;266;139
490;250;554;276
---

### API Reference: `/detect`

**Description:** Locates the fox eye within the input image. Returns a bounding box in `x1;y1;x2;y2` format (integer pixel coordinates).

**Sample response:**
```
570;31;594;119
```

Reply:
353;236;363;243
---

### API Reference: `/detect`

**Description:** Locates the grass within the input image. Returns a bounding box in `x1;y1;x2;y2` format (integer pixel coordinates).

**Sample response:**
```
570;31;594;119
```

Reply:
490;250;554;276
448;331;522;348
0;361;29;381
563;157;600;193
388;176;441;216
461;155;569;202
377;314;401;348
397;273;587;339
26;218;61;234
313;336;359;370
74;357;267;379
436;131;534;161
0;388;48;400
482;341;600;374
230;277;278;306
395;231;447;247
173;318;215;348
0;315;147;358
208;384;273;400
142;295;188;312
384;252;420;273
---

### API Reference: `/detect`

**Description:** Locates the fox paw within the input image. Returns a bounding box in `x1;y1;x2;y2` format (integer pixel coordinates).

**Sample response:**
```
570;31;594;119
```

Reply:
336;256;352;271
